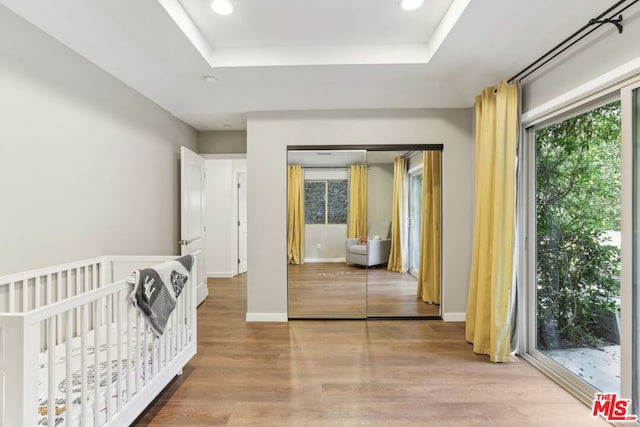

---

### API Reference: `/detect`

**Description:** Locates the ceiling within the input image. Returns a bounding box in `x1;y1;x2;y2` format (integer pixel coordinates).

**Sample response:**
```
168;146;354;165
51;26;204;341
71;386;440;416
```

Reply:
0;0;623;131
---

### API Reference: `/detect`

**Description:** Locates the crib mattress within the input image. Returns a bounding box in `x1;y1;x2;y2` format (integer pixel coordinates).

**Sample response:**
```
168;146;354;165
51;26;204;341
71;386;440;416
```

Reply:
36;323;189;427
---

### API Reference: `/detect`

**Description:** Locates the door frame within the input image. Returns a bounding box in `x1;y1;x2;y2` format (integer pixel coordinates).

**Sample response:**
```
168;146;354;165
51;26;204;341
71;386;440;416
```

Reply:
621;79;640;411
236;171;248;274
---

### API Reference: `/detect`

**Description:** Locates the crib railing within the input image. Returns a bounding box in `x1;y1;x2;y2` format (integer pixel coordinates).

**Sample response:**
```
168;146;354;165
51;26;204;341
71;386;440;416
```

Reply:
0;256;196;427
0;257;105;314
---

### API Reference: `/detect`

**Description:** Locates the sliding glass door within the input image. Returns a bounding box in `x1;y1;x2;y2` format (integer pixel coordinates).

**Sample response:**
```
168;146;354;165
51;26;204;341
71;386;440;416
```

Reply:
629;84;640;416
529;98;623;398
408;169;423;276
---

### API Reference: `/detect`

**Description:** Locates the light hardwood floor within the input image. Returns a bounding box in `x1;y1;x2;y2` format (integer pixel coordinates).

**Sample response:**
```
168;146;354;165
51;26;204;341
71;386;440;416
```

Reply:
134;275;608;426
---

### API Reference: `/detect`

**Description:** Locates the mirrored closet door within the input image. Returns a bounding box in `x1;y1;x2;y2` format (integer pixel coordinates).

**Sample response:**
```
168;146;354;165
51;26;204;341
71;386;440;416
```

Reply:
287;149;367;318
286;145;442;319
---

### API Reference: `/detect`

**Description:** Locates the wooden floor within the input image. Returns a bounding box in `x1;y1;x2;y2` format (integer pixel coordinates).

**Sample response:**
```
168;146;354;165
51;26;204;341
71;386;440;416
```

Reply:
134;275;608;426
288;263;439;318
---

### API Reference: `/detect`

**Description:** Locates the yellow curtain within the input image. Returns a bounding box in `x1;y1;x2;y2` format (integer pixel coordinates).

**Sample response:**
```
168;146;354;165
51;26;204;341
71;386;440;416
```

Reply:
287;165;304;264
387;157;405;272
347;165;367;239
465;80;519;363
416;151;441;303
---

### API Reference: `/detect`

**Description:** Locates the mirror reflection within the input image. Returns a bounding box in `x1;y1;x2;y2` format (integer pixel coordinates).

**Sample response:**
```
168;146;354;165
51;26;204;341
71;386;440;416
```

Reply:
287;147;441;319
287;150;367;318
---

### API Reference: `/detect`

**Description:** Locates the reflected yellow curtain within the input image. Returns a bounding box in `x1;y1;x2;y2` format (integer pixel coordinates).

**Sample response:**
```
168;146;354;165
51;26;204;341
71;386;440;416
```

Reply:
388;157;405;272
416;151;441;303
466;80;519;363
347;165;367;238
287;165;304;264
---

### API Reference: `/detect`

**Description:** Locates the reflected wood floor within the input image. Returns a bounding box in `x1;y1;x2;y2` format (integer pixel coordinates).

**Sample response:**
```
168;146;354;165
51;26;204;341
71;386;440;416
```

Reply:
288;263;367;318
367;268;439;317
134;275;608;426
288;263;439;318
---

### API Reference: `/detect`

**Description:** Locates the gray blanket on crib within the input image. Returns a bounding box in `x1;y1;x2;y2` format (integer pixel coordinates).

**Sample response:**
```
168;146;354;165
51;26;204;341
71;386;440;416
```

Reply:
128;255;194;337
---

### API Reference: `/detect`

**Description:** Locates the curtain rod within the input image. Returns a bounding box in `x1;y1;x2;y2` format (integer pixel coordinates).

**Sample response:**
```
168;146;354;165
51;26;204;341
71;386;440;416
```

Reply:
507;0;637;84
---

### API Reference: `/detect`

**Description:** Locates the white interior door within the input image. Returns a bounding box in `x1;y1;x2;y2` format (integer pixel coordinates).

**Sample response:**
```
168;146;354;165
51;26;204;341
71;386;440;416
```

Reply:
238;172;248;274
180;146;207;306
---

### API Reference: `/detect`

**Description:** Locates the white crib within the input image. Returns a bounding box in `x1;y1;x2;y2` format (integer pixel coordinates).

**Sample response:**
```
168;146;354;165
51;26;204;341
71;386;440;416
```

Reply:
0;255;197;426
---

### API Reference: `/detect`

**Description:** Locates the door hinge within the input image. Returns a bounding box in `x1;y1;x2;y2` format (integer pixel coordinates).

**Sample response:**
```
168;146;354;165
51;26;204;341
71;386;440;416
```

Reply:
238;259;240;264
238;221;241;226
238;183;241;189
204;226;207;232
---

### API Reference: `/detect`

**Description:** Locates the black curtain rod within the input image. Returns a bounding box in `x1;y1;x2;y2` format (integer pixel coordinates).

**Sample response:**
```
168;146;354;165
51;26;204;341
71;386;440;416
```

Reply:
507;0;637;84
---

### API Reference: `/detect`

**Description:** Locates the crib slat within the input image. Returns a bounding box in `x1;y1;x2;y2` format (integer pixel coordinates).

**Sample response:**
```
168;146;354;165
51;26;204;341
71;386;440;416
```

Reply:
35;276;41;310
47;316;56;427
8;282;14;313
56;272;62;303
152;334;158;379
66;270;73;305
105;293;113;421
138;308;144;388
46;274;52;306
56;272;63;340
115;291;123;414
65;310;74;426
22;280;28;313
126;300;133;402
80;304;88;425
94;298;101;424
75;268;81;333
169;305;175;360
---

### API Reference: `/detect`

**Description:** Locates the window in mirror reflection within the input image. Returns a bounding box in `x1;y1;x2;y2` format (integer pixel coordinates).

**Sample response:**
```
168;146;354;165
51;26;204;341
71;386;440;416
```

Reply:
304;180;348;224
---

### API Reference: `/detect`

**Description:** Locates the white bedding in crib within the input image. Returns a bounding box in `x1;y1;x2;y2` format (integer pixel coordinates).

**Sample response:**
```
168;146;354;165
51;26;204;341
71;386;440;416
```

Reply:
36;323;189;427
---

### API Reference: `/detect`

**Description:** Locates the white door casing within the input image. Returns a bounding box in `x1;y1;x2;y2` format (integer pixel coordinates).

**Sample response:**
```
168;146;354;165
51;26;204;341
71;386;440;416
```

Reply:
180;146;208;306
238;172;248;274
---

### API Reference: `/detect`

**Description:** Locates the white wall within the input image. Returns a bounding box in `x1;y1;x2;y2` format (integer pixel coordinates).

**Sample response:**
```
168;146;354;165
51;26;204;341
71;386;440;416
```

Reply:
204;158;247;277
246;109;474;321
0;6;198;276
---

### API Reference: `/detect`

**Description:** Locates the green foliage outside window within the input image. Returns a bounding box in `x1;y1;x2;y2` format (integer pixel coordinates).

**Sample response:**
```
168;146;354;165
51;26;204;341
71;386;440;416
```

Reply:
536;100;621;349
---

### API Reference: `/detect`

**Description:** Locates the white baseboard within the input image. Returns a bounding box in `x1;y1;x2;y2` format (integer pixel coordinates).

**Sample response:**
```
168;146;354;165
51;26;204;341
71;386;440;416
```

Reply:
304;258;346;263
207;272;234;278
442;312;466;322
245;313;288;322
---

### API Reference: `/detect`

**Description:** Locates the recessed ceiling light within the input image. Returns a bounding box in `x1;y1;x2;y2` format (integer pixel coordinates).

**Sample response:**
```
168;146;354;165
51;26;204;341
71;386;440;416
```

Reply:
211;0;233;15
400;0;424;11
203;75;218;84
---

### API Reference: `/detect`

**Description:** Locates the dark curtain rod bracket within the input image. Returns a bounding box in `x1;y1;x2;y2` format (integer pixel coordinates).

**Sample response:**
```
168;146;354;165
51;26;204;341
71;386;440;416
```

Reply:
589;15;624;33
507;0;638;84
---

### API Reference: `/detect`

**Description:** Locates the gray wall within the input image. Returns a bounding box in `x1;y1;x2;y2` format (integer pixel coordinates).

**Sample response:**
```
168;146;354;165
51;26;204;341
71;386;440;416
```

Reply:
198;130;247;154
246;109;475;319
522;11;640;112
368;163;394;224
0;6;198;275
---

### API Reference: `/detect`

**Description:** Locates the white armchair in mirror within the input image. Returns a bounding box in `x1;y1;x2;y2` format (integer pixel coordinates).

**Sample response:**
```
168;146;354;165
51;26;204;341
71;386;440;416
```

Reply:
345;220;391;267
